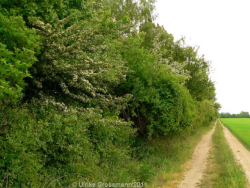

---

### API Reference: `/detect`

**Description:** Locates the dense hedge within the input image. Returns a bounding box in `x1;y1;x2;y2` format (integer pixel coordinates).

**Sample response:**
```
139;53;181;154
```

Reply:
0;0;220;186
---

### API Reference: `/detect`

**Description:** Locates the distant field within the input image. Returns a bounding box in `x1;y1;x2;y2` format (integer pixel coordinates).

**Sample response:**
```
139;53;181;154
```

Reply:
220;118;250;150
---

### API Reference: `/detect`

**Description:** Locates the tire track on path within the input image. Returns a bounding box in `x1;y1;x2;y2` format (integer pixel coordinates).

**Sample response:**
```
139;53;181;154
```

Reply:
178;121;216;188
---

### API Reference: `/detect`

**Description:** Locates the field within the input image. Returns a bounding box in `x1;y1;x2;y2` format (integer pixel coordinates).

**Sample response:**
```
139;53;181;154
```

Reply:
220;118;250;150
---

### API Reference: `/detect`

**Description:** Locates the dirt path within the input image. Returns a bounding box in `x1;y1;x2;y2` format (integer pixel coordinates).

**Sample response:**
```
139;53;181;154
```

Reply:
220;121;250;185
178;121;216;188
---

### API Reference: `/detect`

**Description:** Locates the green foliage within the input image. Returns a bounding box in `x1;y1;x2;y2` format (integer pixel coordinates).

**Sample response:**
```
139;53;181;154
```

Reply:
193;100;217;127
0;0;90;24
134;17;218;135
99;0;157;35
0;103;137;187
220;111;250;118
116;34;195;137
23;10;132;113
0;0;220;186
0;13;39;104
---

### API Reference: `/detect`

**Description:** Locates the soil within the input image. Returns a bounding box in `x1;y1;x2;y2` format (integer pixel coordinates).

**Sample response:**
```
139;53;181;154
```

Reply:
177;120;250;188
177;122;216;188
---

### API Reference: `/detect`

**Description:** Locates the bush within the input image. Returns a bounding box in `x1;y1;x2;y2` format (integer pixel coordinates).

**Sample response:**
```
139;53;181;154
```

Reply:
116;34;195;138
0;13;39;104
0;102;137;187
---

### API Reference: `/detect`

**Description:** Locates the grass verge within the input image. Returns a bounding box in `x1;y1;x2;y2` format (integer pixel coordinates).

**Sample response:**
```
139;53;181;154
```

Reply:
141;122;215;188
198;121;248;188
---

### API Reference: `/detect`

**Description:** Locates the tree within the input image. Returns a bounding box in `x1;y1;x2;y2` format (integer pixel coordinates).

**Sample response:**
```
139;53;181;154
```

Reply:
239;111;250;118
113;33;195;137
0;0;90;24
23;11;132;113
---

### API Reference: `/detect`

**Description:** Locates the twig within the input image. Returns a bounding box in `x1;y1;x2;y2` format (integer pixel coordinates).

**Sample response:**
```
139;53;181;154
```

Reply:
44;173;80;188
0;164;30;187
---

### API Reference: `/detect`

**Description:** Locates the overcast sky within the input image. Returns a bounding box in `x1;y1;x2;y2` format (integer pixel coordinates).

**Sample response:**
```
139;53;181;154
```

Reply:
154;0;250;114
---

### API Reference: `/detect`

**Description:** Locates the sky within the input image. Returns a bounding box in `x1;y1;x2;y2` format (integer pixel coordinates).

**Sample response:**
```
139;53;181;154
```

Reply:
154;0;250;114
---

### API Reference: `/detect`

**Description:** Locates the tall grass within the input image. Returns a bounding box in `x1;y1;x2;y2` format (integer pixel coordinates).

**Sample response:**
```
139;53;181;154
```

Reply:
143;122;215;188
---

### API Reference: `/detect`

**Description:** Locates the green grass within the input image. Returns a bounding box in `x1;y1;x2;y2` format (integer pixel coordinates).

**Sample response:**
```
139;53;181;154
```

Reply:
199;121;248;188
145;122;215;188
220;118;250;150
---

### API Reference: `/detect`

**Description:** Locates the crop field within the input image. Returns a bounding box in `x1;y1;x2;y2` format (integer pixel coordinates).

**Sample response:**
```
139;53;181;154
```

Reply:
220;118;250;150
